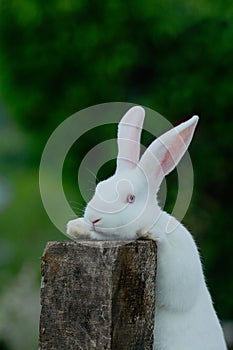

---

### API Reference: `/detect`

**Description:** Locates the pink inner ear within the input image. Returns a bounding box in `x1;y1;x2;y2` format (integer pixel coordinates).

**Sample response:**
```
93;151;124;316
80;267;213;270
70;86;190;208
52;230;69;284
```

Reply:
180;127;192;145
160;122;195;175
161;149;174;174
139;115;198;180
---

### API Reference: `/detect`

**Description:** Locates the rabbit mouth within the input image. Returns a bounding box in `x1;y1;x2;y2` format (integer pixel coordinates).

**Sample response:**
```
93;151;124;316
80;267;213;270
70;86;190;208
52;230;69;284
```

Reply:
90;218;103;233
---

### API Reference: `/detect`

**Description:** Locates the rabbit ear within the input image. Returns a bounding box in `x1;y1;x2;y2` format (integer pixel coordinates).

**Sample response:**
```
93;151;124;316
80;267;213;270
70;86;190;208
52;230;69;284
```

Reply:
139;115;199;183
116;106;145;172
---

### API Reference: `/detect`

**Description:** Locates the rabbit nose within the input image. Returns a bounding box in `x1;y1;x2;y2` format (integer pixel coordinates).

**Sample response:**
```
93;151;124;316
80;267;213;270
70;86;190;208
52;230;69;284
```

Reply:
92;218;102;225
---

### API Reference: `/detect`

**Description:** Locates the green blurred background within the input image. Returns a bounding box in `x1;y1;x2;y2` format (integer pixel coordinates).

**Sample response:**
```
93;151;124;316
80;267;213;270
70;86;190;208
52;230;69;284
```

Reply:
0;0;232;349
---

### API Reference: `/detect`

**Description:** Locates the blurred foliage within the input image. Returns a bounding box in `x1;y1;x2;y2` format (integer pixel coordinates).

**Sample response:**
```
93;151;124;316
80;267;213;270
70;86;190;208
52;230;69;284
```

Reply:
0;0;233;348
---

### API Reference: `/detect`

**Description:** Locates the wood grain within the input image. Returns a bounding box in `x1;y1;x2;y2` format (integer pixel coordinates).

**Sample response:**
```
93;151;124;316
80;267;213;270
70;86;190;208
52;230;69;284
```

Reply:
39;240;157;350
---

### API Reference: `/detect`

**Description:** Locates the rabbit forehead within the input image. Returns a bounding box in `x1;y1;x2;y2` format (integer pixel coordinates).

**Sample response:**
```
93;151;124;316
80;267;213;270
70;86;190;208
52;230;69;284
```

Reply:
96;175;135;199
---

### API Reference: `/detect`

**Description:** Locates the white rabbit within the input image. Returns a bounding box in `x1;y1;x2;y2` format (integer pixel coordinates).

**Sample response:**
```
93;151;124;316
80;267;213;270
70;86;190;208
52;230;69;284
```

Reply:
67;106;227;350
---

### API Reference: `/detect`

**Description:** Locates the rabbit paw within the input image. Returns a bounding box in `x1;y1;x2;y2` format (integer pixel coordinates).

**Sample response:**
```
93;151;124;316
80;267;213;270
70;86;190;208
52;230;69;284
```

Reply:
136;229;152;240
66;218;91;240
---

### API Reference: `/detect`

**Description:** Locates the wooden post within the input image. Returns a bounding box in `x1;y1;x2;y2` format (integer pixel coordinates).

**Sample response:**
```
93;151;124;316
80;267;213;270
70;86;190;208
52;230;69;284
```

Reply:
39;240;157;350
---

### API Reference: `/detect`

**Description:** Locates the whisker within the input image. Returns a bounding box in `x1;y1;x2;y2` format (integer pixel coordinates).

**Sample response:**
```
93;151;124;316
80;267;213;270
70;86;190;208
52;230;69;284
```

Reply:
88;180;97;186
86;187;95;192
70;206;85;212
85;167;100;184
68;201;86;212
69;201;84;206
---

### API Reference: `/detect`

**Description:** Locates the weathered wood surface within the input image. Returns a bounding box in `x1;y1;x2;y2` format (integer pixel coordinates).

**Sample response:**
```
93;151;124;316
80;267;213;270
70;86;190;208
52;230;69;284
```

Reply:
39;240;157;350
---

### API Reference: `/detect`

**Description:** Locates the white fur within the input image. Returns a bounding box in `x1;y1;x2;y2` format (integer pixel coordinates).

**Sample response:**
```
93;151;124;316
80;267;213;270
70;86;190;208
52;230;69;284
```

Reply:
66;106;227;349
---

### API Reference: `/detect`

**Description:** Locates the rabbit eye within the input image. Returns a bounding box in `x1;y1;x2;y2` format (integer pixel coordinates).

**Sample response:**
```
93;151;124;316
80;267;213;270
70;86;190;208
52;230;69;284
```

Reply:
126;194;135;203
